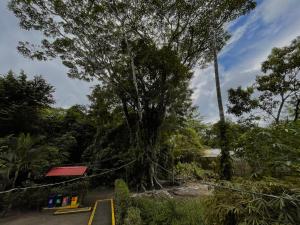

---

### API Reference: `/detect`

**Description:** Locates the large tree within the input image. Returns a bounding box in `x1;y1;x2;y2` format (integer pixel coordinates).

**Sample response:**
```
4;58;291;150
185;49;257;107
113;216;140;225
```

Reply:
209;30;234;180
9;0;256;187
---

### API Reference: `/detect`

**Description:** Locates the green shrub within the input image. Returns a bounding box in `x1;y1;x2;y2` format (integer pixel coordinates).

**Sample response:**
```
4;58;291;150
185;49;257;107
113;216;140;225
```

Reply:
0;180;89;217
204;180;300;225
114;179;130;225
170;126;204;164
124;207;142;225
233;122;300;177
0;188;52;216
175;162;206;180
133;197;205;225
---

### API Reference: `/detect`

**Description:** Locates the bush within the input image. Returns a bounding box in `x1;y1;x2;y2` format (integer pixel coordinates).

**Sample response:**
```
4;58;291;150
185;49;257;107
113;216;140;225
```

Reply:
124;207;142;225
175;162;206;180
133;197;205;225
114;179;130;225
204;180;300;225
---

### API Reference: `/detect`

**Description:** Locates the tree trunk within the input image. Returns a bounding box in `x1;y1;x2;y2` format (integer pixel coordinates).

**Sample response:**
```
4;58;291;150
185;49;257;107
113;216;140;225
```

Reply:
120;98;133;143
124;33;142;123
118;97;160;189
212;46;225;123
294;99;300;122
12;167;19;189
135;140;159;190
276;96;285;123
137;109;163;189
218;121;232;180
212;32;232;180
144;132;159;189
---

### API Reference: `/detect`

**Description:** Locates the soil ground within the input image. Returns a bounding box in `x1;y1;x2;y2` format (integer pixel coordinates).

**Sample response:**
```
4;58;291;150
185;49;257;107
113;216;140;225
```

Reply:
131;182;213;198
0;187;114;225
0;210;90;225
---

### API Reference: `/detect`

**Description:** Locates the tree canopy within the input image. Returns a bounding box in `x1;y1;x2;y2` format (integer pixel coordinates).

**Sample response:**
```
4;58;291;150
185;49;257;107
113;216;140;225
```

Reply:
0;70;54;135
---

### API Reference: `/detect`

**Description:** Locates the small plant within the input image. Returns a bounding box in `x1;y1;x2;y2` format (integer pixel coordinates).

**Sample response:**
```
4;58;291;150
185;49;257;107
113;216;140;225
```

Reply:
124;207;143;225
175;162;205;180
204;180;300;225
133;197;205;225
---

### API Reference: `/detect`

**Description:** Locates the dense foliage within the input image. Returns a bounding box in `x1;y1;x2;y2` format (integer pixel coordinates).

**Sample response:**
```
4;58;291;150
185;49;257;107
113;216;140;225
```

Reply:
0;72;95;197
232;122;300;177
0;71;205;194
204;179;300;225
0;71;54;135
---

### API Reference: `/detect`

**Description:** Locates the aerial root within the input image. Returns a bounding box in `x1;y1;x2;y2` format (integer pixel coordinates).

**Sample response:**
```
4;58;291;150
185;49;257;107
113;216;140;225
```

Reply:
154;176;163;189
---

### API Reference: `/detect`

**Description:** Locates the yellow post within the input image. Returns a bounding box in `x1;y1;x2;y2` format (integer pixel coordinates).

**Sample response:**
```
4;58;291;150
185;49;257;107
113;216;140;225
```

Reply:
111;199;115;225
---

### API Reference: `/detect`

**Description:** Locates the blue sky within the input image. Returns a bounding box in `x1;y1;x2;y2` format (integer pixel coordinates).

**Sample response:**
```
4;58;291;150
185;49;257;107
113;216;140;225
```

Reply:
0;1;92;108
191;0;300;122
1;0;300;122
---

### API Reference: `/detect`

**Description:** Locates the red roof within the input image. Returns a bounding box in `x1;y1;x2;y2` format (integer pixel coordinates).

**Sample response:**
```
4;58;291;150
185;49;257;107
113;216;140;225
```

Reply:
45;166;88;177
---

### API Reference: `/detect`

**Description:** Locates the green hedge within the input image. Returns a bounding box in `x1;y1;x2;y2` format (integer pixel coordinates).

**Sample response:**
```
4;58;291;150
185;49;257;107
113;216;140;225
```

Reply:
114;179;130;225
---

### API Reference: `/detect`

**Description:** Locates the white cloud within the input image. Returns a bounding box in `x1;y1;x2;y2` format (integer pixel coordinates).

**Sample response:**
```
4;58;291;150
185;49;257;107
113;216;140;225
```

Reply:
260;0;298;23
221;0;300;57
191;63;260;123
191;65;228;123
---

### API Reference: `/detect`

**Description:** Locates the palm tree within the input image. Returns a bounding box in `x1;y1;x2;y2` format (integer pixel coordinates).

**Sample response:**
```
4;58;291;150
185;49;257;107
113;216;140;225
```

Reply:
0;133;48;188
0;133;61;216
210;27;232;180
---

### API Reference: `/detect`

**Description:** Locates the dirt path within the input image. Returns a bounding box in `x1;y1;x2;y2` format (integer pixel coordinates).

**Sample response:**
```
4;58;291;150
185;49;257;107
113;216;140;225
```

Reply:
0;210;90;225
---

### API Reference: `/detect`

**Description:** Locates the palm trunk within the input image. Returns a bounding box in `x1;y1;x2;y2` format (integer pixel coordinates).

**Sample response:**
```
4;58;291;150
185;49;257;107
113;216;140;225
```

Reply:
294;99;300;122
212;30;232;180
212;46;225;123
